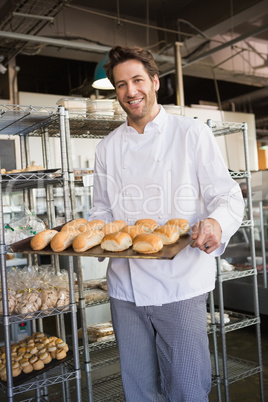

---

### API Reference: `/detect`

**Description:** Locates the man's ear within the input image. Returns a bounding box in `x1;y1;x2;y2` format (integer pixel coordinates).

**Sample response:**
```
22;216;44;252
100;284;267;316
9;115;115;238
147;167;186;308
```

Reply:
154;74;160;91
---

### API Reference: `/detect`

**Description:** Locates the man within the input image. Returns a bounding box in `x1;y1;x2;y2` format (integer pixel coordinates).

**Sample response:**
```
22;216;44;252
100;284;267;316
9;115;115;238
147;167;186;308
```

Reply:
89;46;244;401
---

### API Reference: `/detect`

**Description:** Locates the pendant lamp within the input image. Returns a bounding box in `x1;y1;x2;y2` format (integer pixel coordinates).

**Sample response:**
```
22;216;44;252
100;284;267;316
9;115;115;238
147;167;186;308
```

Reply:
92;53;114;90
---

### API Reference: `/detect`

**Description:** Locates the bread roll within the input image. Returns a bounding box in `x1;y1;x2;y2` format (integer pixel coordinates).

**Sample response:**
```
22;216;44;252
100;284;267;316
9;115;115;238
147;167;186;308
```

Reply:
39;351;52;365
120;225;146;239
56;349;67;360
101;232;132;252
48;345;57;359
153;225;180;245
22;362;33;374
50;231;79;252
134;219;159;232
132;233;163;254
165;219;190;235
102;220;127;235
32;358;45;371
72;230;104;252
30;229;58;251
61;218;88;232
78;220;105;232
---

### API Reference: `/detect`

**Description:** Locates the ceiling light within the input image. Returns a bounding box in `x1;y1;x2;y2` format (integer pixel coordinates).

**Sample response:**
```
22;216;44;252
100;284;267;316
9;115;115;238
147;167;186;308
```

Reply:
0;63;7;74
92;53;114;90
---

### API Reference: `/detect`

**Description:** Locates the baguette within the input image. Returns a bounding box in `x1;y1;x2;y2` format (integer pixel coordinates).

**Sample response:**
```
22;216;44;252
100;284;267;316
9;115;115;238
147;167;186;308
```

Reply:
72;230;104;252
50;231;79;252
61;218;88;232
102;220;127;235
132;233;163;254
153;225;180;245
78;219;105;232
101;232;132;252
165;219;190;235
30;229;58;251
134;219;159;232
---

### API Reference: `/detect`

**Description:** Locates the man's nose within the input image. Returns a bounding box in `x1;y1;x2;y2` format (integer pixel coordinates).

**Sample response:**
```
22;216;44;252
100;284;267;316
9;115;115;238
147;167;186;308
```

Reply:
127;83;137;97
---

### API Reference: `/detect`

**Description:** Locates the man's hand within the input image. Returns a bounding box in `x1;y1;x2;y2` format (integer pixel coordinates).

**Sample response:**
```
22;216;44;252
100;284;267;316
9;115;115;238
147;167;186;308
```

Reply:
191;218;222;254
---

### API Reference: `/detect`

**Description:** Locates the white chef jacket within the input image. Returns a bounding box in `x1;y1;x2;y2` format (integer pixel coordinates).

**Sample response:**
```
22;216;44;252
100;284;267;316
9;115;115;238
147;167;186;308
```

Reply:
89;106;244;306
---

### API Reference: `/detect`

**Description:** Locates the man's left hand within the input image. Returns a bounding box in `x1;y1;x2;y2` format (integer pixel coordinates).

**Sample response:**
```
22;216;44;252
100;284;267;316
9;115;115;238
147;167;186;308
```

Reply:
191;218;222;254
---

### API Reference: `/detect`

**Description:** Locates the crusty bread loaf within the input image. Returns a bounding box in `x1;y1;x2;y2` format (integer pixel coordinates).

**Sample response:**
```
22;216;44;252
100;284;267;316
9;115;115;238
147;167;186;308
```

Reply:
153;225;180;245
120;225;146;239
72;230;104;252
30;229;58;251
132;233;163;254
50;231;79;252
165;218;190;235
101;232;132;252
78;219;105;232
134;219;159;232
61;218;88;232
102;220;127;235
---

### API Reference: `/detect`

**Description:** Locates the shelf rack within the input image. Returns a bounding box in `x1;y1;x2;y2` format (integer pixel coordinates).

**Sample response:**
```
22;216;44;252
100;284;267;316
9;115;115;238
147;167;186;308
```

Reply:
0;105;82;401
208;119;265;402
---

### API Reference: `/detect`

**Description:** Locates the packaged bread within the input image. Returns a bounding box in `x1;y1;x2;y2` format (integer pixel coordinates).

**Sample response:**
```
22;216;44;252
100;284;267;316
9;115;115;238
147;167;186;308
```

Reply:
78;219;105;232
102;220;127;235
101;231;132;252
61;218;88;232
153;225;180;245
72;230;104;252
50;230;79;252
120;225;146;239
132;233;163;254
134;219;159;232
78;321;114;342
75;288;108;304
165;218;190;235
30;229;58;251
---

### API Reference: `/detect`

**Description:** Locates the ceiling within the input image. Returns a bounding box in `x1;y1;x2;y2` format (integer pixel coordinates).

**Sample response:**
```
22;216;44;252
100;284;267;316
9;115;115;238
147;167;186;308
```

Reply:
0;0;267;141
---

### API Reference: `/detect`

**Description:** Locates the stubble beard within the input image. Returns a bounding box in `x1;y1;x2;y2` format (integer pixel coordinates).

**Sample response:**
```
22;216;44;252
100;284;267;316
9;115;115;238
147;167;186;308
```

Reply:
118;84;157;122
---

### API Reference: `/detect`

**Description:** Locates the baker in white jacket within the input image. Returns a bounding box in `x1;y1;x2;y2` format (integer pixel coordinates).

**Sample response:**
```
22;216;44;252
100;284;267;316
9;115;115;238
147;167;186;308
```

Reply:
88;45;244;402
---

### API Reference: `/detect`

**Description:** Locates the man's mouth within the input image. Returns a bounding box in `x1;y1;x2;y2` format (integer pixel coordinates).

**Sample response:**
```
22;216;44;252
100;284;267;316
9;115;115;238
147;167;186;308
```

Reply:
128;98;143;105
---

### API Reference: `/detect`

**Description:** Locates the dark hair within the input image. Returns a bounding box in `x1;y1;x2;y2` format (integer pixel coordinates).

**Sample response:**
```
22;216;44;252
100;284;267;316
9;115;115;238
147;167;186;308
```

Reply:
104;46;159;87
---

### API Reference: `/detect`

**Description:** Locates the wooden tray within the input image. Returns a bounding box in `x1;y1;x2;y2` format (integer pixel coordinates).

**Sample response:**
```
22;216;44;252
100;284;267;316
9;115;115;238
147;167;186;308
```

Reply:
10;234;193;260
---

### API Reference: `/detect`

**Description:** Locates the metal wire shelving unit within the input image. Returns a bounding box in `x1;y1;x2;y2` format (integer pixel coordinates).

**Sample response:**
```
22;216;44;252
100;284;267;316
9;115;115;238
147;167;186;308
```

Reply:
0;104;82;401
207;119;265;402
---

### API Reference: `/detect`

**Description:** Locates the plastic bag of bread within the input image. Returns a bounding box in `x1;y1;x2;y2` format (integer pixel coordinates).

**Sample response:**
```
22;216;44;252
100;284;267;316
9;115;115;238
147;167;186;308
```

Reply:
14;289;42;315
6;208;46;245
75;288;108;304
0;288;17;315
40;288;58;310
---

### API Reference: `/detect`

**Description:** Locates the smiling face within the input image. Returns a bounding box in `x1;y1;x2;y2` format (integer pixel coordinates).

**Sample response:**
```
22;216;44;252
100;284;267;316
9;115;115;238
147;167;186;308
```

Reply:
113;59;160;132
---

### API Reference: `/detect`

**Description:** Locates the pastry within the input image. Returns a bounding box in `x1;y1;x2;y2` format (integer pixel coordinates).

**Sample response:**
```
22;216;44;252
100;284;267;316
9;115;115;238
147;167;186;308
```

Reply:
30;229;58;251
78;220;105;232
61;218;88;232
134;219;159;232
101;232;132;252
165;218;190;235
72;230;104;252
153;225;180;245
50;231;79;252
132;233;163;254
120;225;146;239
102;220;127;235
